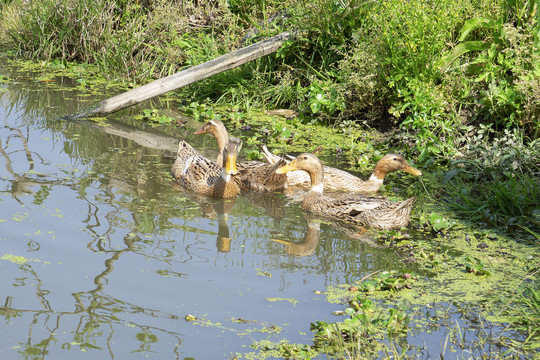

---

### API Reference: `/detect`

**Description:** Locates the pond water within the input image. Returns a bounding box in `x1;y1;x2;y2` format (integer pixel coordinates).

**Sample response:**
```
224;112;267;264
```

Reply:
0;63;521;359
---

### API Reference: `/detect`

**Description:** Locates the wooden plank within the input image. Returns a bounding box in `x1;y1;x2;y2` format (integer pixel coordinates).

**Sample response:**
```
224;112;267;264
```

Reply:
62;31;292;120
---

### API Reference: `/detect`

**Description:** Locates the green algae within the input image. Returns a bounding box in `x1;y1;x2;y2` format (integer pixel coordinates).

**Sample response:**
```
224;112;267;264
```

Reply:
264;297;299;305
1;254;39;265
325;220;534;307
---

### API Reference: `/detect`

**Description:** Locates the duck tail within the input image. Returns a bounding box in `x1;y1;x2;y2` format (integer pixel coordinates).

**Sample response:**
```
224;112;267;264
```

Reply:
262;145;287;165
264;157;288;181
394;196;417;212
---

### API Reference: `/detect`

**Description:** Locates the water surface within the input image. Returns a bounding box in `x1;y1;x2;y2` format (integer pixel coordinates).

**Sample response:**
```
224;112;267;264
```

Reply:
0;64;412;359
1;62;526;360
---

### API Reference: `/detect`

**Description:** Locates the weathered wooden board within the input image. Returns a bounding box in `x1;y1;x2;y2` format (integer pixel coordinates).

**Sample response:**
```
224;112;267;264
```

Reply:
63;31;292;120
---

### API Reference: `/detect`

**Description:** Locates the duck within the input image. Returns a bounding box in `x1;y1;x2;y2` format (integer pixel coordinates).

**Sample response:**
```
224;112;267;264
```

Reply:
276;153;417;230
262;146;422;193
194;119;287;192
171;140;241;198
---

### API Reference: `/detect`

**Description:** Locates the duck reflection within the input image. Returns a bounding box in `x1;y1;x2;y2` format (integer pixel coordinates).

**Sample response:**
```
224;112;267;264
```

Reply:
174;184;236;252
272;214;321;257
272;213;380;257
241;189;287;221
212;199;235;253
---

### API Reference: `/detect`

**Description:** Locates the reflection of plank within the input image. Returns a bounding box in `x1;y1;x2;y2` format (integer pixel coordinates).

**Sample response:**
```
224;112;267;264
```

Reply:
99;120;179;152
98;118;222;159
63;32;292;120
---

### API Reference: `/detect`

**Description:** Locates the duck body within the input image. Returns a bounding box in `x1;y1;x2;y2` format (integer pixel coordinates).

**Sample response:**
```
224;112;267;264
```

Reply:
302;191;416;230
263;146;422;193
171;140;241;198
194;119;288;192
276;153;417;230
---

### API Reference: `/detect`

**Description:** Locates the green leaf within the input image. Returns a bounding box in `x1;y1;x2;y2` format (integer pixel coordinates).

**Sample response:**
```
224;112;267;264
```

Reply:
310;101;321;114
439;41;488;71
458;18;494;42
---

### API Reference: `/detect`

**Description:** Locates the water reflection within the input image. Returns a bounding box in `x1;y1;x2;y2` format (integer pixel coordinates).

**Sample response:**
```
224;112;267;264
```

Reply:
272;214;321;257
179;188;237;252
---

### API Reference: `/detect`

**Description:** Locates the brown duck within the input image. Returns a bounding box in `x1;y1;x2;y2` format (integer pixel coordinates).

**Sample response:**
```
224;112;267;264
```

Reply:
171;140;241;198
276;153;417;230
263;146;422;193
194;119;287;192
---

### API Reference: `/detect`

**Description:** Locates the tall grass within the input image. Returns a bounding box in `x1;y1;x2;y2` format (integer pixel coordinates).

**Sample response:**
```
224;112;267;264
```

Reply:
0;0;241;82
0;0;538;149
442;127;539;233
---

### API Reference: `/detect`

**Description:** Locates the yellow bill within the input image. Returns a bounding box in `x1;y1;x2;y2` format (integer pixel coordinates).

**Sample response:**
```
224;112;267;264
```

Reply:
276;160;298;174
402;164;422;176
225;153;238;175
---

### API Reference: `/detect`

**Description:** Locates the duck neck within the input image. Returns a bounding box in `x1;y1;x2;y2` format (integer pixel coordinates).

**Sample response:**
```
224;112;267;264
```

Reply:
369;163;386;182
221;168;232;183
215;131;229;165
308;167;324;194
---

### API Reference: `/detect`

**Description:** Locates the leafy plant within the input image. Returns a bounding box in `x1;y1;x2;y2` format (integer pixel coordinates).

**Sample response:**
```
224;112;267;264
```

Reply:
427;213;454;232
181;102;220;122
136;109;176;124
354;270;415;293
463;256;491;276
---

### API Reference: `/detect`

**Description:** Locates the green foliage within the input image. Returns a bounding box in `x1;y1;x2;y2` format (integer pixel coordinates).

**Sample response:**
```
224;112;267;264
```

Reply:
354;270;415;293
442;126;539;231
463;256;491;276
136;109;176;124
309;295;410;358
0;0;240;82
426;213;454;232
302;80;345;117
181;102;221;122
441;14;540;134
513;284;540;349
2;0;537;149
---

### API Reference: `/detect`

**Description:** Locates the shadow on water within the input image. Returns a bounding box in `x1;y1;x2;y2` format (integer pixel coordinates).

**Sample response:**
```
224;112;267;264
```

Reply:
0;63;521;359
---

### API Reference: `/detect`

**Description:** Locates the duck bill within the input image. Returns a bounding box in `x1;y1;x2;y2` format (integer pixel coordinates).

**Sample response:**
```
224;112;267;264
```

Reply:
276;160;298;174
403;164;422;176
225;153;238;175
194;127;207;135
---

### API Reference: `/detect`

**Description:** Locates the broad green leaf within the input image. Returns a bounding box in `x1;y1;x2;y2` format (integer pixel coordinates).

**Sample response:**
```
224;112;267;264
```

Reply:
439;41;488;71
458;18;494;42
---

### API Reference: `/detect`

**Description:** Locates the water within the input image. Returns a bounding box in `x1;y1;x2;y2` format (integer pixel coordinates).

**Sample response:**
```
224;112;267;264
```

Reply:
1;62;526;360
0;64;413;359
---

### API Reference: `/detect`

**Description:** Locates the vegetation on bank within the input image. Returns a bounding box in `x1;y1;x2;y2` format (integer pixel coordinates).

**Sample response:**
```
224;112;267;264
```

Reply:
0;0;539;358
0;0;538;136
0;0;537;222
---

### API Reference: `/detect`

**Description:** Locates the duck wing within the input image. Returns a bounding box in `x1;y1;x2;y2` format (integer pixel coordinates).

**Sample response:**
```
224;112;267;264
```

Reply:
172;141;221;186
236;158;287;192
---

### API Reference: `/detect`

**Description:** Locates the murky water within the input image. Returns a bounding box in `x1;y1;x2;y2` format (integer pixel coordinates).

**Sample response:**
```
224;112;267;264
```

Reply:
0;63;523;359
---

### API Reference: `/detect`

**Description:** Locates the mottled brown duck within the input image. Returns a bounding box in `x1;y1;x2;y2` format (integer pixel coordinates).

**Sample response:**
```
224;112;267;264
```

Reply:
194;119;287;192
276;153;417;230
171;140;241;198
263;146;422;193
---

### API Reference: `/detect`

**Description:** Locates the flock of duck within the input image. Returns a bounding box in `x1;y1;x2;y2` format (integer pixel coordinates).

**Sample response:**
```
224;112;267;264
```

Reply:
171;119;422;230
